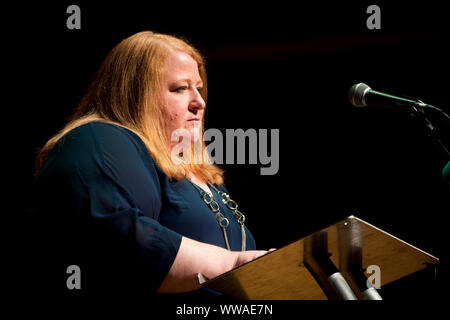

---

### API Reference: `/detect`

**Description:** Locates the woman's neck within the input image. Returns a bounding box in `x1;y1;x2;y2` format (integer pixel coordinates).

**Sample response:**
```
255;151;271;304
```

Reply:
188;172;211;194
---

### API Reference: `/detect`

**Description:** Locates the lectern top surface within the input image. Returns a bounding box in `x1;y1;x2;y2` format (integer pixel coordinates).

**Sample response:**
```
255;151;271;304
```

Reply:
200;216;439;300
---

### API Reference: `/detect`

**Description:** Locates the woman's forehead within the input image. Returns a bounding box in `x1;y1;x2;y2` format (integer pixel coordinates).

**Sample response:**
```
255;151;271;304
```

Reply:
165;51;201;81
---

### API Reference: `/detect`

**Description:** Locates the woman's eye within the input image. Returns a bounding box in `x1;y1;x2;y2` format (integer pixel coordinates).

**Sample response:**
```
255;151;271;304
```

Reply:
171;86;202;93
173;86;188;93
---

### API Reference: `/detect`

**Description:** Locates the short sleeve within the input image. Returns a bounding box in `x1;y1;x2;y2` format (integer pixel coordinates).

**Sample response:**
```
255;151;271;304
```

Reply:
33;122;182;294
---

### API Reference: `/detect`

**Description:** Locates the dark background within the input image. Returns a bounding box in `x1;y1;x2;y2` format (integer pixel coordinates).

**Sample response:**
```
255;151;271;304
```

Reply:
7;0;449;311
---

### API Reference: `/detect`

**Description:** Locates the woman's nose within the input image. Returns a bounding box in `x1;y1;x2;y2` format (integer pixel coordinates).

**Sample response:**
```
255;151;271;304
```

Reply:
189;89;206;112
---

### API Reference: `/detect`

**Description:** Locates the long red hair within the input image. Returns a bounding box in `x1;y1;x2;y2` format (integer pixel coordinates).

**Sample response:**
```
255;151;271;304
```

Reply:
36;31;224;184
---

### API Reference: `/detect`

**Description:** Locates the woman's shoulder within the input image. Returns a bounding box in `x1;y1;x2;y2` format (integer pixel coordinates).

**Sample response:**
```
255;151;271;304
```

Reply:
52;121;154;168
61;121;145;151
67;121;141;142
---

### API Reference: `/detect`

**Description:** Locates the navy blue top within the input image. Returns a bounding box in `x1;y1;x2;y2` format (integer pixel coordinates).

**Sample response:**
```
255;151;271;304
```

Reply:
33;122;255;295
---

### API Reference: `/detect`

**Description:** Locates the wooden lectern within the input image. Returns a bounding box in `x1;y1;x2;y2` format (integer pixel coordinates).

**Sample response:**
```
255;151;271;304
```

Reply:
198;216;439;300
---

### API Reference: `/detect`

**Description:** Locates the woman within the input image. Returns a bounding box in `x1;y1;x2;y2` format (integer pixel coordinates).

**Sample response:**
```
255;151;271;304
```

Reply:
34;31;269;295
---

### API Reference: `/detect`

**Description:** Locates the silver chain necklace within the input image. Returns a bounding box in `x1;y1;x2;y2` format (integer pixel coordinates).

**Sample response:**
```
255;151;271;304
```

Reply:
188;180;246;251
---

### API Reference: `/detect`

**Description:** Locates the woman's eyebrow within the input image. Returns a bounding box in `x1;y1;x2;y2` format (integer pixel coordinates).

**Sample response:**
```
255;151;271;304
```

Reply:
174;78;203;86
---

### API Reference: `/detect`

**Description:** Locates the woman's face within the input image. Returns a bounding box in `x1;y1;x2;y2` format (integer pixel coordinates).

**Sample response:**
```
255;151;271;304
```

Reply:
163;50;206;147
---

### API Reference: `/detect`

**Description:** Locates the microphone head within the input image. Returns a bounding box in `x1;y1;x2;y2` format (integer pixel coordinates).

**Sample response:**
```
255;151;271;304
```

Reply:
349;83;371;107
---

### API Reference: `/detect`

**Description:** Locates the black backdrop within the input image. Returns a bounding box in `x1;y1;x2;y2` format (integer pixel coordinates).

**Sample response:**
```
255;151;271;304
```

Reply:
7;0;450;312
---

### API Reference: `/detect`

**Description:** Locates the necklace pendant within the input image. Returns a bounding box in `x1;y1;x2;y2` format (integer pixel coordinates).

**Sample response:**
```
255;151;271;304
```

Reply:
188;179;247;251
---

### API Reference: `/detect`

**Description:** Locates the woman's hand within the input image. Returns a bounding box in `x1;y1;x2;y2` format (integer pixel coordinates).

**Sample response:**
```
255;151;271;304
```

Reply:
158;237;275;293
233;249;275;268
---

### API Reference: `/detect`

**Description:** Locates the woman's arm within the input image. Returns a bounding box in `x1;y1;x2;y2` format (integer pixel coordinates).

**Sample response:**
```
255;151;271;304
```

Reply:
157;236;269;293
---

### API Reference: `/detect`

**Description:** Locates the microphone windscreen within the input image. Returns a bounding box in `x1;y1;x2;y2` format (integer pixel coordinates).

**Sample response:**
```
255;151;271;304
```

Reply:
349;83;371;107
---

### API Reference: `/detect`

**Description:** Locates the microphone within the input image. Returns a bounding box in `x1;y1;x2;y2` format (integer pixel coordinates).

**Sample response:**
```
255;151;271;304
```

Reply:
349;83;450;166
348;83;432;110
